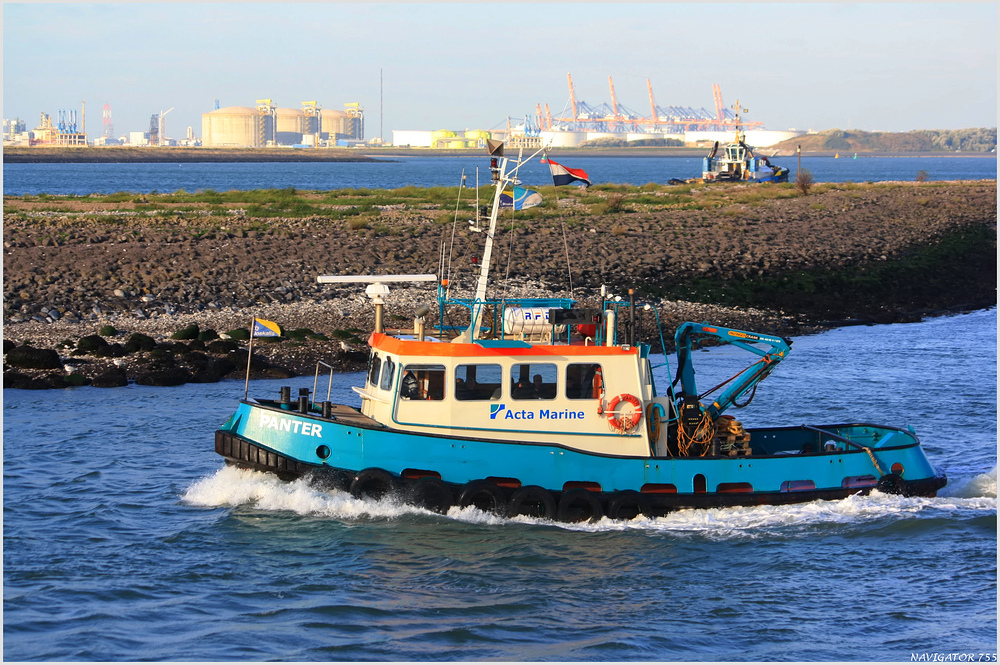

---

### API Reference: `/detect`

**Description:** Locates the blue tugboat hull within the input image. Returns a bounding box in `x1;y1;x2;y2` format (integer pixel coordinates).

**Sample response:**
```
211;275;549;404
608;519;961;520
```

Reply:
216;401;946;517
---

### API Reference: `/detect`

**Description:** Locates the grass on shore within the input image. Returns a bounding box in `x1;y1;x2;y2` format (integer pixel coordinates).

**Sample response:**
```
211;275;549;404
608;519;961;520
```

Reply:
2;179;970;231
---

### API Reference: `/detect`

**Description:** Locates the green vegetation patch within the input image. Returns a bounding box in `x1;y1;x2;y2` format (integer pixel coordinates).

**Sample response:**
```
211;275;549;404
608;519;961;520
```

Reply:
171;324;200;340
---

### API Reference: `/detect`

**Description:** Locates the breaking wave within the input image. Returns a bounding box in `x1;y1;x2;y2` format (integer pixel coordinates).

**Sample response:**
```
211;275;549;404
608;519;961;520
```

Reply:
183;465;996;538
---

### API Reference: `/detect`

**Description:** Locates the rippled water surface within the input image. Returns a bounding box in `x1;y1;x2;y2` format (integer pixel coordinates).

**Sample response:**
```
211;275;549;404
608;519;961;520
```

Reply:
3;309;996;661
3;154;996;195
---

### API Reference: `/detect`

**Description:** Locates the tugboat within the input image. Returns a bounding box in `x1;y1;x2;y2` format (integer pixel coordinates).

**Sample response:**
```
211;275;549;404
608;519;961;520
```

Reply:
673;102;789;184
214;143;945;522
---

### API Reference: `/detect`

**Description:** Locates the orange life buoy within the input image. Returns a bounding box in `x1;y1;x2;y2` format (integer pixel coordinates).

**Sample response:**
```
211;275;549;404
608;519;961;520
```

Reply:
608;393;643;432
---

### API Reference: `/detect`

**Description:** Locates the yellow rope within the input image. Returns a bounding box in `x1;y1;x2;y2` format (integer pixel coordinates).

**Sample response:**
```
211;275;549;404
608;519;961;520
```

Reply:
863;446;886;477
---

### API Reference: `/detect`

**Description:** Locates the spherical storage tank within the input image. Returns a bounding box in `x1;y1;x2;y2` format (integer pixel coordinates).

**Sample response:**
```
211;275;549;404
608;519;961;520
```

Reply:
275;108;305;145
202;107;259;147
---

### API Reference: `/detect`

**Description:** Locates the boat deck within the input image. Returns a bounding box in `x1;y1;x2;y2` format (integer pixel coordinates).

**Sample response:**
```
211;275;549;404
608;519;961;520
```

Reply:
326;403;381;428
253;399;383;429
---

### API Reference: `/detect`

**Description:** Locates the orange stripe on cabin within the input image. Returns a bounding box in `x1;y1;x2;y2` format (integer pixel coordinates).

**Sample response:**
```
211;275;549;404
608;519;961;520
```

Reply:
369;333;640;358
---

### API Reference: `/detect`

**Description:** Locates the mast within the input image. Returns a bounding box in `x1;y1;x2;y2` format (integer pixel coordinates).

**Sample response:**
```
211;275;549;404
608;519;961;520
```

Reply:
458;141;548;342
466;157;507;341
731;99;748;144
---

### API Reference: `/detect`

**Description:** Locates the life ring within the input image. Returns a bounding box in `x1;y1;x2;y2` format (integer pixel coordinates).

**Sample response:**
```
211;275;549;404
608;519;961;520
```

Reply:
608;393;643;432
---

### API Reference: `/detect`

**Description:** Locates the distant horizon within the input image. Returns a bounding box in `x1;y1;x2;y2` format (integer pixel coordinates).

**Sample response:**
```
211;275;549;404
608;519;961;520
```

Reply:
3;4;996;140
3;123;999;145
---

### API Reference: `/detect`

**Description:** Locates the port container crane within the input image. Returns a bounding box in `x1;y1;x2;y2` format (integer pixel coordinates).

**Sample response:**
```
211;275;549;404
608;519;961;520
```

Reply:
608;76;622;127
647;79;658;130
567;73;579;123
542;76;763;133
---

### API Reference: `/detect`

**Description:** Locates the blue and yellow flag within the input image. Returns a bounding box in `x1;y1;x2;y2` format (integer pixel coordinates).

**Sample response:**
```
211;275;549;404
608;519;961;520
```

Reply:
252;318;282;338
499;186;543;210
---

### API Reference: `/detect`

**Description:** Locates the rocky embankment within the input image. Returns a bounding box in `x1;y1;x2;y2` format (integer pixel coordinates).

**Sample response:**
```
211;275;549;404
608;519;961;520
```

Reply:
3;181;996;389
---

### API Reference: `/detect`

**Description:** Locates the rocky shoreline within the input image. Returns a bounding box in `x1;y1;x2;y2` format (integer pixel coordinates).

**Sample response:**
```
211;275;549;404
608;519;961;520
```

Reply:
4;180;996;389
2;281;812;389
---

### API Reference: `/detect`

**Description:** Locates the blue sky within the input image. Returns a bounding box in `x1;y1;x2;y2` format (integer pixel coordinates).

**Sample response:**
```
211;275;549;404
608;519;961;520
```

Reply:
3;3;996;141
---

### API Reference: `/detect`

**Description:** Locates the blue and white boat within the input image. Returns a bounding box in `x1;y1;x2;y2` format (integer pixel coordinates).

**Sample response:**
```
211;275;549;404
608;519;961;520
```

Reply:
700;134;789;183
674;105;789;184
214;143;944;522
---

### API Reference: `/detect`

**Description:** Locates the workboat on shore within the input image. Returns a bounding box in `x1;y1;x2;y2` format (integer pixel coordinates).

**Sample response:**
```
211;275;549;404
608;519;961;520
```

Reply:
215;143;945;522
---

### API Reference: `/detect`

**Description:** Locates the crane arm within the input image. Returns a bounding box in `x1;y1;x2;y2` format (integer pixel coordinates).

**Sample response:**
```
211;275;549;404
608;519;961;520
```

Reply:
673;322;792;418
567;73;578;121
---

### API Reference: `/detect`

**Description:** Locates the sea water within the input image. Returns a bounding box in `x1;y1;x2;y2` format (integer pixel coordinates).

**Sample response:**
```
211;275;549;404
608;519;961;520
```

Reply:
3;154;996;195
3;309;996;661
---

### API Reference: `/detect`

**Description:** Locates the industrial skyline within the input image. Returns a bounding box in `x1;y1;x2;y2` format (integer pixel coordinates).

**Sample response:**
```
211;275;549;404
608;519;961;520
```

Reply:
3;3;996;142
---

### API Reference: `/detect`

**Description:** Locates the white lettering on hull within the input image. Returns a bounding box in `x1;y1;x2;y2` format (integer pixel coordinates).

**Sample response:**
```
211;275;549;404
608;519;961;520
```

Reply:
258;413;323;438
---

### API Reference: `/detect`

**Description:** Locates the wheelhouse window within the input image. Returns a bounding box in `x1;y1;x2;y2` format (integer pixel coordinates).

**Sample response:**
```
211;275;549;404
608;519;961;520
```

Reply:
510;363;557;400
379;356;396;391
455;363;502;401
368;353;382;387
400;364;446;401
566;363;603;399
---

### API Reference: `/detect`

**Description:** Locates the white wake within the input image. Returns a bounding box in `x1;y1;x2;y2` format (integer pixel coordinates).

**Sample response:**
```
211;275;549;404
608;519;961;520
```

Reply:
182;465;997;536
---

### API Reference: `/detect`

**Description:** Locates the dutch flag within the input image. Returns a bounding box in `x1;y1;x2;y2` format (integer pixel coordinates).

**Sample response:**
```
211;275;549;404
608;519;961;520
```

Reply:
541;159;591;188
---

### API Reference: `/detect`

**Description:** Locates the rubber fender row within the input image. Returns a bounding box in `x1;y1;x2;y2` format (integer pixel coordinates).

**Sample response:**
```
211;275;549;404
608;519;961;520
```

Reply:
457;481;654;523
312;467;654;523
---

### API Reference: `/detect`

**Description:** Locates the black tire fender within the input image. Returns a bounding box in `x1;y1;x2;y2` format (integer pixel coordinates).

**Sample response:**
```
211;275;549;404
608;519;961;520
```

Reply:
607;490;652;521
457;480;508;516
306;467;353;493
350;467;398;500
405;476;454;514
557;488;605;523
507;485;557;519
876;473;907;496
